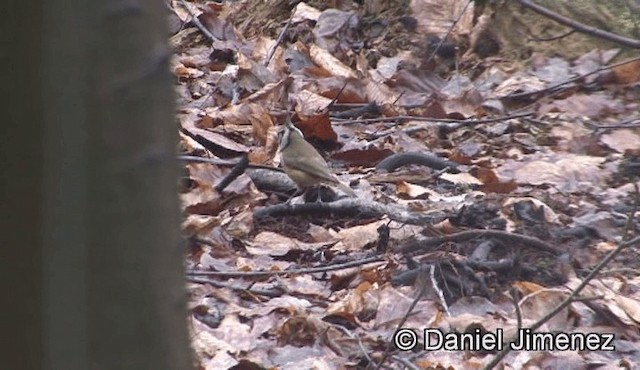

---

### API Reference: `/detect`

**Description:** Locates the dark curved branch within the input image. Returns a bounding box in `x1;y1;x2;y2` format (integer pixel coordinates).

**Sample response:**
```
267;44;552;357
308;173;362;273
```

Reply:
376;152;460;173
516;0;640;48
214;153;248;192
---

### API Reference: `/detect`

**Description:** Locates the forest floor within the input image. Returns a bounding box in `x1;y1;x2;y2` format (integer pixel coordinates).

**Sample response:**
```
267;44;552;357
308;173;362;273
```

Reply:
169;0;640;368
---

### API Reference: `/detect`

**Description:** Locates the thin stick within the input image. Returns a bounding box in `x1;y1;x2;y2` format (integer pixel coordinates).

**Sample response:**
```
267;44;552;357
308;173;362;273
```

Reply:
186;255;386;278
178;155;284;172
179;0;218;42
333;112;533;125
264;14;294;67
424;0;473;64
214;153;249;192
374;266;430;370
399;229;560;255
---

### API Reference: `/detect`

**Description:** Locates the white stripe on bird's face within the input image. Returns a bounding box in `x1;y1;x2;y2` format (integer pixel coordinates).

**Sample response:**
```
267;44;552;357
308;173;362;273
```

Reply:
279;119;304;152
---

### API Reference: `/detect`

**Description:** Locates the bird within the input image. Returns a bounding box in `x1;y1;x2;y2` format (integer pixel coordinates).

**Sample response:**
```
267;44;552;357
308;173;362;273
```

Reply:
278;117;356;197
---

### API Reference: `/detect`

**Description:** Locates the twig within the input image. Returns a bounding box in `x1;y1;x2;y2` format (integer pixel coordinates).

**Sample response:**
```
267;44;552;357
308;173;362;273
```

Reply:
374;266;430;370
516;0;640;49
391;91;405;106
214;153;249;192
424;0;473;64
263;13;294;66
510;287;523;329
333;112;533;125
431;264;450;317
584;121;640;130
501;55;640;100
179;155;236;166
528;29;576;42
324;80;349;110
331;325;375;365
179;0;219;43
186;255;385;277
186;275;285;297
330;102;381;119
178;155;284;172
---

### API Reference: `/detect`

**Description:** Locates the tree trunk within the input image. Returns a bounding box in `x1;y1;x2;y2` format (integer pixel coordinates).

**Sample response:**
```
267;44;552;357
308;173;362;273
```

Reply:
1;1;191;369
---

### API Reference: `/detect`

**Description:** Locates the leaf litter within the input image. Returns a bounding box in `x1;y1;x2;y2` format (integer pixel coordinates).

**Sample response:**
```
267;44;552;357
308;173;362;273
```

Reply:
170;0;640;368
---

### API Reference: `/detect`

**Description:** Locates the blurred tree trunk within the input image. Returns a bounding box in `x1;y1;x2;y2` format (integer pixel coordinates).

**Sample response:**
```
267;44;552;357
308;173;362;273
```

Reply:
1;1;191;369
0;1;44;369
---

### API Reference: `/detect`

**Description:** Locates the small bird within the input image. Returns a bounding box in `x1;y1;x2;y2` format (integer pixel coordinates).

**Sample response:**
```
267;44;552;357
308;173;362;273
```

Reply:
279;118;356;197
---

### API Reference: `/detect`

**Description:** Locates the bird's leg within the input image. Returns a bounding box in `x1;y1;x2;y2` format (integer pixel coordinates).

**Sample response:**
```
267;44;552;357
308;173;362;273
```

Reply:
307;185;338;203
318;186;334;202
303;186;322;203
284;187;305;204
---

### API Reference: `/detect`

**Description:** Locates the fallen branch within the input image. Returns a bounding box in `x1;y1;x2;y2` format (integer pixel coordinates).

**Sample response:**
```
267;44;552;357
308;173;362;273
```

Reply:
516;0;640;49
186;255;386;278
253;197;445;225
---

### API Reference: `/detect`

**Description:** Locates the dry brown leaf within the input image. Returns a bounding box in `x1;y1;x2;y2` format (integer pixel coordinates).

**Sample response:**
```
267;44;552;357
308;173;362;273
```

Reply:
295;114;337;142
502;197;560;224
293;90;334;116
181;215;220;237
307;224;339;243
608;58;640;84
181;115;251;154
309;45;357;78
292;2;321;23
248;232;323;256
497;153;608;192
600;128;640;153
173;63;205;79
410;0;474;36
512;281;545;295
395;181;440;199
494;72;546;96
225;208;254;240
336;221;384;251
519;288;573;331
538;93;623;118
439;172;483;186
614;295;640;325
365;79;399;106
